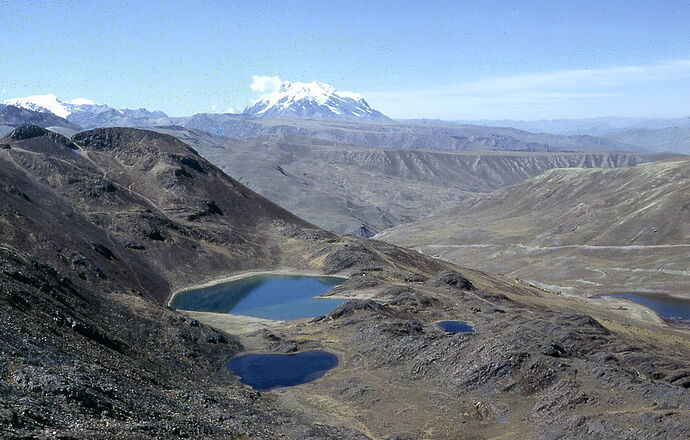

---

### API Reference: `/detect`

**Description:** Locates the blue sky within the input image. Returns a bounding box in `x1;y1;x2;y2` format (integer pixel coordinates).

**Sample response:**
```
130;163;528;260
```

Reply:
1;0;689;119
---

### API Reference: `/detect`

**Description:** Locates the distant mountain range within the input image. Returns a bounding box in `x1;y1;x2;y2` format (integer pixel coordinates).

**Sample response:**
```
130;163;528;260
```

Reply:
4;93;690;154
243;81;389;121
4;82;389;126
0;103;81;134
3;94;172;129
600;126;690;154
457;116;690;136
177;114;635;152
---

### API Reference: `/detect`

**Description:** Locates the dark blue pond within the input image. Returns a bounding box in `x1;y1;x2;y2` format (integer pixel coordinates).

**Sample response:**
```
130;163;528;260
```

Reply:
437;320;474;333
171;275;345;320
605;293;690;320
227;350;338;391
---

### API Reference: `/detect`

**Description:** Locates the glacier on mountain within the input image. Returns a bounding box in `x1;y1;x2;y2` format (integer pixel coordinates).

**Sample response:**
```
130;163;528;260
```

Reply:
244;81;388;121
3;94;170;128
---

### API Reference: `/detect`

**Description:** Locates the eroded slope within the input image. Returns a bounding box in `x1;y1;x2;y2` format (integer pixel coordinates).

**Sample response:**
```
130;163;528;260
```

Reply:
154;127;666;236
377;158;690;299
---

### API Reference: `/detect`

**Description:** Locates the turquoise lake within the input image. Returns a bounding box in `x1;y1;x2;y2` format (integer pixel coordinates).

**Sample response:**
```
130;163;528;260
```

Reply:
171;275;346;320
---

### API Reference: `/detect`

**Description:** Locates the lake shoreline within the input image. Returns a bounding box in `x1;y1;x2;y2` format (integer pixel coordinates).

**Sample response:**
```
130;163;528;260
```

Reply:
167;268;348;307
593;292;690;329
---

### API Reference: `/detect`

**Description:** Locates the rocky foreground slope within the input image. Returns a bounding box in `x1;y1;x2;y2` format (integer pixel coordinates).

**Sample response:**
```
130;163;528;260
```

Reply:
0;125;367;438
377;157;690;299
0;126;688;439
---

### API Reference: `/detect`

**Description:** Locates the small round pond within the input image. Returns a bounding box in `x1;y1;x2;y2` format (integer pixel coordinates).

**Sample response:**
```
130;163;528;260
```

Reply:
437;320;474;333
227;350;338;391
171;275;345;320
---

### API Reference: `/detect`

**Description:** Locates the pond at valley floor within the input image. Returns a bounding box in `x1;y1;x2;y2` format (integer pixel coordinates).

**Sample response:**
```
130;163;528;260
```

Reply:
602;293;690;320
227;350;339;391
171;275;345;320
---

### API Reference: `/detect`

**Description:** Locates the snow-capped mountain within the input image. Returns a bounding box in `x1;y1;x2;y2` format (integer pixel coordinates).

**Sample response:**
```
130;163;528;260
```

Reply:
3;94;171;129
243;81;388;121
2;94;103;119
0;103;82;137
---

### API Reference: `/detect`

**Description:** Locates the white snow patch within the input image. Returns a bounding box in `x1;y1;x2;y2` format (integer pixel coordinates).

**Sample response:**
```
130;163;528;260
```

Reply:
3;94;115;118
4;94;71;118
